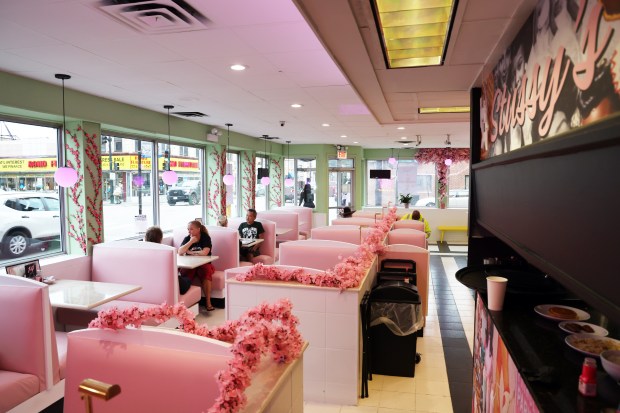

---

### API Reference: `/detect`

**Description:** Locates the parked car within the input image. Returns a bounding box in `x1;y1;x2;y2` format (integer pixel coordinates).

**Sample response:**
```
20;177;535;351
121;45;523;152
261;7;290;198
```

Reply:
167;180;201;205
0;192;60;258
414;190;469;208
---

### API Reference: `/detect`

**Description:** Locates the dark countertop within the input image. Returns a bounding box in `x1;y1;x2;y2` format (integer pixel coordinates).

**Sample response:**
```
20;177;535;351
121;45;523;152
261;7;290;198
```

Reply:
479;292;620;413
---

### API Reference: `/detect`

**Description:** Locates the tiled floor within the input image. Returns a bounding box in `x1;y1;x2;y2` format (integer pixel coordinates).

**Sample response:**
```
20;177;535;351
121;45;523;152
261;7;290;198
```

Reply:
196;242;474;413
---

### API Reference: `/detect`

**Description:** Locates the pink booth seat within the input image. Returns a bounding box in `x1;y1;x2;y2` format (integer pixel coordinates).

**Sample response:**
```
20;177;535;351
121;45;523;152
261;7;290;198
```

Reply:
228;218;276;266
393;219;425;232
56;241;199;327
63;328;232;413
279;239;359;271
273;206;313;239
0;275;66;413
387;228;427;249
352;210;382;220
311;225;362;245
331;217;377;227
257;211;299;243
380;244;430;323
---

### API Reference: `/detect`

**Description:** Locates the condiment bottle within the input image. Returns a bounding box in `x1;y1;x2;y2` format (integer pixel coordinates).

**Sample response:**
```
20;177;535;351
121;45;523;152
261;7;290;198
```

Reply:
578;357;597;397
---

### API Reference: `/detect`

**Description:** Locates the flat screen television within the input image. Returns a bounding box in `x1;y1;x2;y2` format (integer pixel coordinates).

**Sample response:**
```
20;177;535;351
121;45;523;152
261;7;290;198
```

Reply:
369;169;390;179
257;168;269;179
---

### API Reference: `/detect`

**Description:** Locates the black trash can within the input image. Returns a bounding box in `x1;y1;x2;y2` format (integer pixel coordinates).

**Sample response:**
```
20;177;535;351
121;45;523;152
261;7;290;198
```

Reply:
368;281;422;377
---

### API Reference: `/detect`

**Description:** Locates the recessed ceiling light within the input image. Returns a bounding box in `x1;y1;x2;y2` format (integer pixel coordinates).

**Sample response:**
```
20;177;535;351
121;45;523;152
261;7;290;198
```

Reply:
291;103;303;108
397;126;405;130
230;64;246;71
419;106;470;114
322;123;330;127
403;143;409;146
353;141;359;144
400;137;407;139
341;135;347;138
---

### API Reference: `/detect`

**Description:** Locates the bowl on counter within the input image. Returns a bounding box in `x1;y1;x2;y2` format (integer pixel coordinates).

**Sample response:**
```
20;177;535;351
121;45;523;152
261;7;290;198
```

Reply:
601;350;620;381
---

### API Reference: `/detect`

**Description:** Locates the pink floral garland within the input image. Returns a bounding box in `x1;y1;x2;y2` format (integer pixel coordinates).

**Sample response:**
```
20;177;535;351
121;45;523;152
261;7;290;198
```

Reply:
235;207;398;290
89;299;303;413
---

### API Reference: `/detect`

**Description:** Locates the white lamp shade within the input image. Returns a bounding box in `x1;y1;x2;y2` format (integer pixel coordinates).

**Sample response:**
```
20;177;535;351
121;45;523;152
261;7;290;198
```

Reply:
444;159;453;166
223;174;235;185
162;170;178;185
388;157;397;165
261;176;271;185
284;177;294;187
54;167;78;187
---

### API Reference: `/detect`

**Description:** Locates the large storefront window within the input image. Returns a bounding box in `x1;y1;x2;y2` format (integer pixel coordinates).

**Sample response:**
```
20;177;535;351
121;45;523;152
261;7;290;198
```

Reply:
255;156;268;212
101;135;155;241
0;121;62;264
158;143;203;233
447;160;470;208
366;160;436;207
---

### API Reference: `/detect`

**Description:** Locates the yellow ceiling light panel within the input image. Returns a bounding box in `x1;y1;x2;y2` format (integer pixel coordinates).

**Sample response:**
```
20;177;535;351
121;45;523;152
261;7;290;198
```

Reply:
373;0;456;68
418;106;470;114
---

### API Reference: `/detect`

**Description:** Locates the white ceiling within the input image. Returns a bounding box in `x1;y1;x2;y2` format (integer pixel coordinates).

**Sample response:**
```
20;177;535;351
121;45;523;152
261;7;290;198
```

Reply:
0;0;536;148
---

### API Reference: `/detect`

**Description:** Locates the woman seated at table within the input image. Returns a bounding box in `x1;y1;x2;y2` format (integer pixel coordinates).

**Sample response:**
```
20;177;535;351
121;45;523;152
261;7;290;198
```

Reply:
178;220;216;311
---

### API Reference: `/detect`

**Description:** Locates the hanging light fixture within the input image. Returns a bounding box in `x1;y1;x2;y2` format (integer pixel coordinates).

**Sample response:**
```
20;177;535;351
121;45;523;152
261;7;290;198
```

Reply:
260;135;271;185
388;148;397;165
161;105;177;185
223;123;234;185
53;74;78;187
284;140;294;187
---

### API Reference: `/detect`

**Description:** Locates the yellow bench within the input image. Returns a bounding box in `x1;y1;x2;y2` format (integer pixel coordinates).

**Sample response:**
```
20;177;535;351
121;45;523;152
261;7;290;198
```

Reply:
437;225;468;242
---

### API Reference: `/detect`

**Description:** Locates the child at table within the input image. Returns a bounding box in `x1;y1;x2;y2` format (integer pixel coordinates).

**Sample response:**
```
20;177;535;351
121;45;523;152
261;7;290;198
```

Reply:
178;220;216;311
144;226;192;299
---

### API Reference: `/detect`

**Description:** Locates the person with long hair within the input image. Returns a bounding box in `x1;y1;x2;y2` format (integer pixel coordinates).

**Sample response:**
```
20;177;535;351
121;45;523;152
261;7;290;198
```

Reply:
178;220;216;311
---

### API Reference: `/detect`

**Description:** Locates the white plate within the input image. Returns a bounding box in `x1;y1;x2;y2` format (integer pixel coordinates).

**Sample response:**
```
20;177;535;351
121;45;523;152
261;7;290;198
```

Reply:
559;321;608;337
565;334;620;357
534;304;590;321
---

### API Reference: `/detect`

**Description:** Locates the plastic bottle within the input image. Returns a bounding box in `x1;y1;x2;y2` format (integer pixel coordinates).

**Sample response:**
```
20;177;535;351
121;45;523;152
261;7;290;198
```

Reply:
578;357;597;397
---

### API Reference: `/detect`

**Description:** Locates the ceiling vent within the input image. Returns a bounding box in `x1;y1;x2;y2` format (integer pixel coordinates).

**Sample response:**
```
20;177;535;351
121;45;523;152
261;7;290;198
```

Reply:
98;0;211;34
173;111;208;117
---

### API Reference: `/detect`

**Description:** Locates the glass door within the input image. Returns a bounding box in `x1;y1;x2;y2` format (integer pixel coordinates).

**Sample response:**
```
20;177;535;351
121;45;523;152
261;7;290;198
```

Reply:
328;170;353;223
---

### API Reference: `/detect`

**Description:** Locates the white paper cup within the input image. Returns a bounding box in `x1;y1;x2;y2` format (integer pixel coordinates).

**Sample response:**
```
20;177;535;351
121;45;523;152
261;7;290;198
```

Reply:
486;276;508;311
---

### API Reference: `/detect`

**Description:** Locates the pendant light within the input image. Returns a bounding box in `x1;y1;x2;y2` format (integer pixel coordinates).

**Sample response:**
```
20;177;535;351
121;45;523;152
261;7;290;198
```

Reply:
284;140;294;187
53;74;78;187
161;105;177;185
223;123;234;185
260;135;270;185
388;148;397;165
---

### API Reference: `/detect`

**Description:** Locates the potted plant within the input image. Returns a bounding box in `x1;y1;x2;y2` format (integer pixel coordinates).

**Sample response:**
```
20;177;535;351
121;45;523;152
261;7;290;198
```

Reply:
399;193;413;208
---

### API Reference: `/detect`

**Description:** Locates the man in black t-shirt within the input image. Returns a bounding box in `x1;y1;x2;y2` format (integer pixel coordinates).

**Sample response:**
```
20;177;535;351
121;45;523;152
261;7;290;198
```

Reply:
237;208;265;262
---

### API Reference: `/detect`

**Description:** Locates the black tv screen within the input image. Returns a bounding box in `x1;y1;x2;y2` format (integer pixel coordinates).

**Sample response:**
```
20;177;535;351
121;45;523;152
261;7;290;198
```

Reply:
369;169;390;179
257;167;269;179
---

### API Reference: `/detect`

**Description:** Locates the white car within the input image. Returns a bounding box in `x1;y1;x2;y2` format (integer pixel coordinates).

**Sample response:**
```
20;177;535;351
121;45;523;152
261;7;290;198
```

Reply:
414;190;469;208
0;192;60;258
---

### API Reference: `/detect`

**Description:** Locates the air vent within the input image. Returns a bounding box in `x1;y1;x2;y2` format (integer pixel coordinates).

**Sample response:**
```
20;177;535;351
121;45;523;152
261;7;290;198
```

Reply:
98;0;211;34
173;111;208;118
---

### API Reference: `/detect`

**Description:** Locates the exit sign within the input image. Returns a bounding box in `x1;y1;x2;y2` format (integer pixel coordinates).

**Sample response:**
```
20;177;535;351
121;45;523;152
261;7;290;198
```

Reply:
337;150;347;159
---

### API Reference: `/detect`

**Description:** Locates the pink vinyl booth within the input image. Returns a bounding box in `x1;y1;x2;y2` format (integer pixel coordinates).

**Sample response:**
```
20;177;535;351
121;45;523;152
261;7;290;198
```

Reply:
387;228;427;249
256;211;299;243
0;275;66;413
393;219;425;232
274;206;313;238
331;217;377;227
169;226;245;299
63;328;232;413
379;244;430;331
227;218;276;265
279;239;359;271
56;240;200;327
311;224;363;245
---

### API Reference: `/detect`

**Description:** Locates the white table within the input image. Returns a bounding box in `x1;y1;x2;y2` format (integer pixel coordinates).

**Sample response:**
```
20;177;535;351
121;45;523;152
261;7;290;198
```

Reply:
275;227;293;236
240;238;264;248
177;255;219;269
48;279;141;310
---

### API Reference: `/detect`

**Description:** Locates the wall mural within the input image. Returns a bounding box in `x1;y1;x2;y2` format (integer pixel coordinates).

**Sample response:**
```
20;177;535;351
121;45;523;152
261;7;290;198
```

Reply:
480;0;620;159
241;151;256;211
207;145;225;223
269;158;282;207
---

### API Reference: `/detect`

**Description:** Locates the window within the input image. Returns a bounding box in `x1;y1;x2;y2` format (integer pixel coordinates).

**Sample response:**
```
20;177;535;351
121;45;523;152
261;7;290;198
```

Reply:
224;152;239;218
114;137;122;152
447;160;470;208
255;156;268;212
0;120;62;264
283;158;295;205
366;159;436;207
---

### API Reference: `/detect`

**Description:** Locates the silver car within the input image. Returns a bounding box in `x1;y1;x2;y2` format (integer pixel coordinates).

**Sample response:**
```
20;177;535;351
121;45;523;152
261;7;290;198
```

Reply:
0;192;60;258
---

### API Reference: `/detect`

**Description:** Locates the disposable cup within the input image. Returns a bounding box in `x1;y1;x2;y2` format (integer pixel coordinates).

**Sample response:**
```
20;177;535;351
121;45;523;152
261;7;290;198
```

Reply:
486;276;508;311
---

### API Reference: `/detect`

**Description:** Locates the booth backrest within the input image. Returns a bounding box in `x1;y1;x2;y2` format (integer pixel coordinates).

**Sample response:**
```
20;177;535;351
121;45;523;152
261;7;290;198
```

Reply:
204;227;240;271
275;206;313;235
387;228;427;249
352;210;381;220
311;225;362;244
279;239;359;271
393;219;425;231
331;217;376;227
257;211;299;242
40;256;92;281
63;328;232;413
380;244;430;317
228;218;276;261
92;241;178;304
0;275;59;392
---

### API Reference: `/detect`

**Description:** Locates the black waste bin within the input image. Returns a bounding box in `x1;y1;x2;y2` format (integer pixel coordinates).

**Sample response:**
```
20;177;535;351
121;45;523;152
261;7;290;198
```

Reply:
368;281;422;377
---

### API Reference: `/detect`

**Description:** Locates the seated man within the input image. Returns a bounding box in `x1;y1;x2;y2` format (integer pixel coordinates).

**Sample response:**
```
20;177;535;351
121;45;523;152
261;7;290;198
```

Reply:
400;209;431;238
237;208;265;262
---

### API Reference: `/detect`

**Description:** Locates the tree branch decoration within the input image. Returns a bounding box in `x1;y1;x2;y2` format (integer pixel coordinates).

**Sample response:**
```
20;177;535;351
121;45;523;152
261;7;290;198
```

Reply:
83;128;103;245
269;158;282;207
414;148;470;209
241;151;256;211
207;145;225;222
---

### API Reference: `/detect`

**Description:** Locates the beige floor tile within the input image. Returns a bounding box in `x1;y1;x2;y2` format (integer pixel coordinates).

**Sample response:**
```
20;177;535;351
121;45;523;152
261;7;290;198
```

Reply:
381;375;416;393
358;390;382;407
341;405;379;413
368;374;385;390
378;391;416;410
377;408;415;413
415;380;451;396
414;367;448;382
303;401;342;413
415;394;453;413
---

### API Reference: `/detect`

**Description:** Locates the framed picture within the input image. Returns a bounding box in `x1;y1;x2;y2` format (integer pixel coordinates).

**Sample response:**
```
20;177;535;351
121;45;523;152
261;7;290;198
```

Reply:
5;259;40;279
